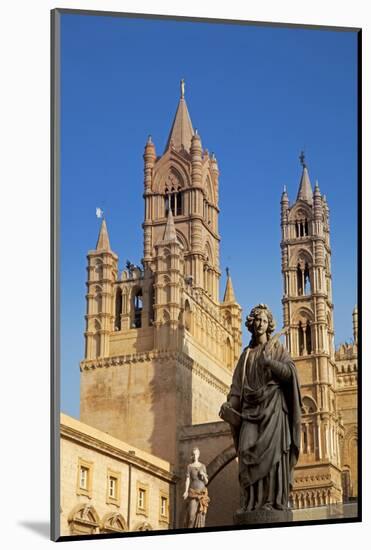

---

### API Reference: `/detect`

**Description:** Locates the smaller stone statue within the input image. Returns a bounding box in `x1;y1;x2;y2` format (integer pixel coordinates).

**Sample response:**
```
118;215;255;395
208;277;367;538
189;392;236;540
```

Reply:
183;447;210;528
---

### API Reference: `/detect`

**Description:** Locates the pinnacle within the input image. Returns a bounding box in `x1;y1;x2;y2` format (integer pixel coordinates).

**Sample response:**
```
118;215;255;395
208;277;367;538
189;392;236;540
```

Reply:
165;81;194;153
223;270;236;303
162;208;177;243
96;218;111;251
297;165;313;204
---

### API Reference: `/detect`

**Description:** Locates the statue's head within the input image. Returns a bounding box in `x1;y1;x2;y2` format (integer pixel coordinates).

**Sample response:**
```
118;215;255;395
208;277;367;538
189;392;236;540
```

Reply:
245;303;275;342
191;447;200;461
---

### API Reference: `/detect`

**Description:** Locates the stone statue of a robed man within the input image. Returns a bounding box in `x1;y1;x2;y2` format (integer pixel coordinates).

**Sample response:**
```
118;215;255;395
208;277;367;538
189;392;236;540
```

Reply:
220;304;302;522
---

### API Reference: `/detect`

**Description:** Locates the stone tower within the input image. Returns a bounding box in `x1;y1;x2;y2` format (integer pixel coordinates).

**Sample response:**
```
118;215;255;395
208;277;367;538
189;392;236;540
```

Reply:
335;305;358;501
280;154;343;507
80;81;242;469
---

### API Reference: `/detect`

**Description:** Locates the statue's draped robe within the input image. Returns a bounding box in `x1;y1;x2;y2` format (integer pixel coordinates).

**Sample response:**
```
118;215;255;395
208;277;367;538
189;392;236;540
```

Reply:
184;464;210;528
228;341;301;511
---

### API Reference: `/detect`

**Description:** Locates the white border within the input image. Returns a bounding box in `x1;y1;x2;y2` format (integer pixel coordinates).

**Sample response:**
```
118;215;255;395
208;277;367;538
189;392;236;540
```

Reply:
1;1;368;548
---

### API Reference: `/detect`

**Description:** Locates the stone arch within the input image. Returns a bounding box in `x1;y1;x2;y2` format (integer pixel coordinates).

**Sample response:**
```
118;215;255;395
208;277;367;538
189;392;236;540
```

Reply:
100;512;127;533
93;285;103;315
176;229;188;251
302;395;317;414
204;240;214;265
131;286;143;329
94;258;103;278
289;203;312;221
289;248;313;269
114;287;122;330
68;504;100;535
162;309;171;324
152;156;191;195
206;444;237;483
204;174;216;205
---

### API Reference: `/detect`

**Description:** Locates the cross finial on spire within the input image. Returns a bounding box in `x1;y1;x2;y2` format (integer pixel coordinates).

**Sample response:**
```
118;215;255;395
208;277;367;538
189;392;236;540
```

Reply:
180;78;185;99
299;150;306;168
226;267;230;277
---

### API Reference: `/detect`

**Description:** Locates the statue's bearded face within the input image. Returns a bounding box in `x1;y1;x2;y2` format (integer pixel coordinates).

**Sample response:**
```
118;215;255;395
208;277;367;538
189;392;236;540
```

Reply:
253;311;269;336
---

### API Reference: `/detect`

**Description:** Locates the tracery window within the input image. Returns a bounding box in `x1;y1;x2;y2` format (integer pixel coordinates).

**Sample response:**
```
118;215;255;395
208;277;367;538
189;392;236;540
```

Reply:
133;289;143;328
165;186;183;216
295;218;309;237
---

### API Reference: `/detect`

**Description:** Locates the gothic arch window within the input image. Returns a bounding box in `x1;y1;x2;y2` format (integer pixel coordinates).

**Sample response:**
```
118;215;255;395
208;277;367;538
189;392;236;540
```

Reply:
342;466;351;502
175;230;188;252
296;260;311;296
184;300;192;332
114;288;122;331
94;285;103;314
293;207;310;238
295;309;313;356
302;396;317;414
94;259;103;279
93;319;101;357
224;337;233;369
165;179;183;216
132;288;143;328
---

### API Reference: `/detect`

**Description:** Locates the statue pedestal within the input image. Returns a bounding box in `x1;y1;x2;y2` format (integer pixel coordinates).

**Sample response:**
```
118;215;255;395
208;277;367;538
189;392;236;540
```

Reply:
234;508;293;526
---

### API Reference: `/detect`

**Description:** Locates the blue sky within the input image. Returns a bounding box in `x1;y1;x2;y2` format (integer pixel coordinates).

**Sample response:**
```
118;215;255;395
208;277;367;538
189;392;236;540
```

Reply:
60;13;358;418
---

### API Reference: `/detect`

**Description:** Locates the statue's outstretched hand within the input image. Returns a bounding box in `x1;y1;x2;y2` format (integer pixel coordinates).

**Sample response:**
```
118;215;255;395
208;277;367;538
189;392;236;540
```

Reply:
183;492;188;500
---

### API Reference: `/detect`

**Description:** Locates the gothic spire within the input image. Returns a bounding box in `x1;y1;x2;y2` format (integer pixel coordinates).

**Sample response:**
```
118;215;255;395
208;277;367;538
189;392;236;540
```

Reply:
96;218;111;250
223;268;236;303
165;79;194;153
162;208;177;243
297;152;313;203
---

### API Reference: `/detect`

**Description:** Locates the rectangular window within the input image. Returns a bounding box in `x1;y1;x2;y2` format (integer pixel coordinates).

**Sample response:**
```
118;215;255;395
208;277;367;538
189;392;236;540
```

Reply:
159;491;169;522
138;488;146;510
109;476;117;499
161;496;167;517
76;458;93;498
136;481;149;516
80;466;88;489
106;469;121;505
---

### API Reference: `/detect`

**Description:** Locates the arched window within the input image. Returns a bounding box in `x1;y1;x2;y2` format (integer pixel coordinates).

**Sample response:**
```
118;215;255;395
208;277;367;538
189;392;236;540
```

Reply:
92;319;101;358
133;289;143;329
296;260;311;296
115;288;122;331
342;467;351;502
303;263;310;294
297;263;303;295
225;338;233;369
184;300;192;332
306;322;312;354
298;320;312;356
298;321;304;355
165;186;183;216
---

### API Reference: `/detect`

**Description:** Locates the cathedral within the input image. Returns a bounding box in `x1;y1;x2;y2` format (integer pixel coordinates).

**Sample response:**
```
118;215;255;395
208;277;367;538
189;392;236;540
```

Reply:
62;81;358;534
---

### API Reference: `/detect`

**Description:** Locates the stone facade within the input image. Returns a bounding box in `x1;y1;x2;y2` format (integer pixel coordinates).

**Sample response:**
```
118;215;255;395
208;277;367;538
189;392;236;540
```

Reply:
280;158;358;508
62;83;358;534
79;83;242;473
60;414;176;536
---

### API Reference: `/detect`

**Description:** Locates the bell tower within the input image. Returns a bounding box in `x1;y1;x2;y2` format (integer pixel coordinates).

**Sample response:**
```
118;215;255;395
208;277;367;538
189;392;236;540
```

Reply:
80;81;242;468
142;79;221;301
281;153;343;507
